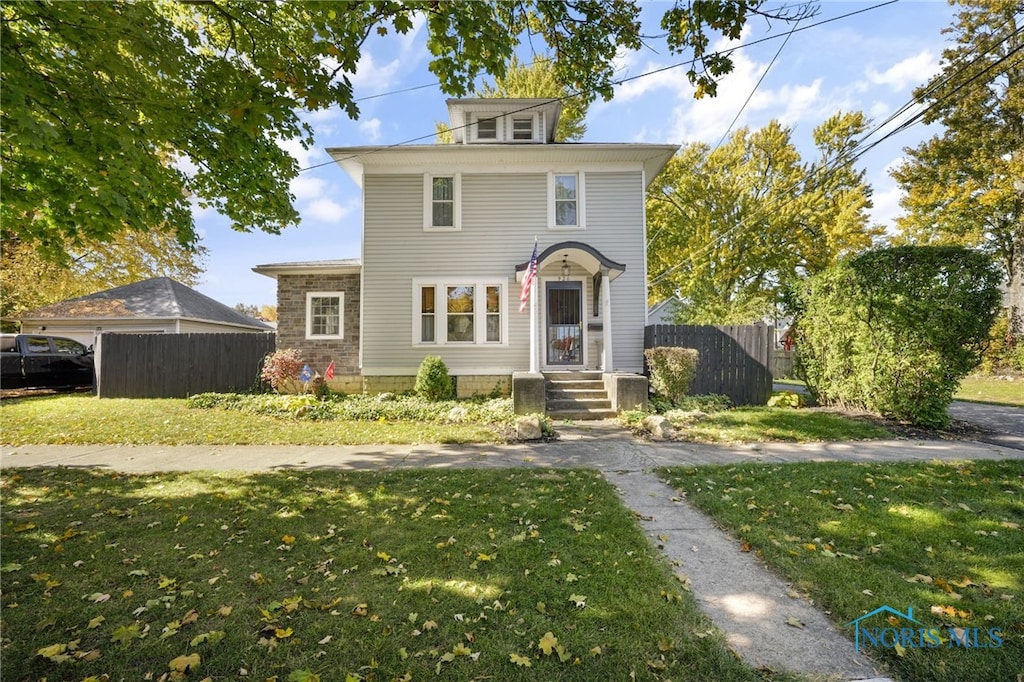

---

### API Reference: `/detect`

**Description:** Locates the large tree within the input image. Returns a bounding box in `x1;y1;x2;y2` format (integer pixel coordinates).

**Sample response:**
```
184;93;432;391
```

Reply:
1;0;812;262
0;231;207;323
891;0;1024;337
646;112;880;323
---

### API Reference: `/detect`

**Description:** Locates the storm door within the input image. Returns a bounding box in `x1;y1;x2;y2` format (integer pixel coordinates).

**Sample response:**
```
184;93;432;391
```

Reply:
546;281;583;366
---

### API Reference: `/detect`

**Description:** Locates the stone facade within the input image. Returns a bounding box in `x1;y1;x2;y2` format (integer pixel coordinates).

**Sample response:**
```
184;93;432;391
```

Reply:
276;273;360;377
275;272;513;398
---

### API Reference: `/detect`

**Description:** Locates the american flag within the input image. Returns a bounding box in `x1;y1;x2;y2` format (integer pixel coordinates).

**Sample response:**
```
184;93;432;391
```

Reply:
324;361;335;380
519;240;538;313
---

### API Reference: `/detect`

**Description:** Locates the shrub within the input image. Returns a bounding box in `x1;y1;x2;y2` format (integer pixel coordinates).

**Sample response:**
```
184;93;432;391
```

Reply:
260;348;303;392
650;393;731;414
767;390;805;408
644;347;699;403
414;355;455;401
793;246;1001;427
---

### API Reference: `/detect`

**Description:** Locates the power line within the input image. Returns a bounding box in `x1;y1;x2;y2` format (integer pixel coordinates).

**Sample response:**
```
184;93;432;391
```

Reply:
296;0;900;173
713;12;803;151
648;22;1024;289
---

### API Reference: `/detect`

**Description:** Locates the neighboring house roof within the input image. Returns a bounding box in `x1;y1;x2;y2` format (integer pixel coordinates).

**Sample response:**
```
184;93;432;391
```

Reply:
647;297;681;324
252;258;362;279
17;277;272;330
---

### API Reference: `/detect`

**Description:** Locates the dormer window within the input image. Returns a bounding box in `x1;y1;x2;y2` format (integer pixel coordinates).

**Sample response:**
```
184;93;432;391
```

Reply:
475;117;497;140
512;116;534;141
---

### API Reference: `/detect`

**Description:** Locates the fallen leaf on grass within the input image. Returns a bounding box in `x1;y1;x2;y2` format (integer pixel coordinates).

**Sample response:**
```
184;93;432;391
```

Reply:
538;632;559;655
169;652;200;673
509;653;532;667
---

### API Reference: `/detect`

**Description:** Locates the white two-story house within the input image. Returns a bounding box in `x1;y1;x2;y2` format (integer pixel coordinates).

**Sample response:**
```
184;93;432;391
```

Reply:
255;98;677;413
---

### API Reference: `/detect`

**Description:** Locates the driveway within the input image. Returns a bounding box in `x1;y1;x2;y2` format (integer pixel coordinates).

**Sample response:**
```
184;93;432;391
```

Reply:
949;400;1024;450
774;382;1024;451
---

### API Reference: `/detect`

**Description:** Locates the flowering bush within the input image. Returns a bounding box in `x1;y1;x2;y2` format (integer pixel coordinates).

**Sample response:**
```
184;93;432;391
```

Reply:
260;348;303;392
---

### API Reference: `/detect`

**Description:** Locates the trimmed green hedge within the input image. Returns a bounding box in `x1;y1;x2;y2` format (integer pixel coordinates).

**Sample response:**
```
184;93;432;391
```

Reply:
793;245;1001;427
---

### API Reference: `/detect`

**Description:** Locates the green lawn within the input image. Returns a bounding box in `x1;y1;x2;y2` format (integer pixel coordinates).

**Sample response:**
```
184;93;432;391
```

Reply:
660;460;1024;682
0;394;501;445
662;407;892;443
0;467;789;682
954;375;1024;407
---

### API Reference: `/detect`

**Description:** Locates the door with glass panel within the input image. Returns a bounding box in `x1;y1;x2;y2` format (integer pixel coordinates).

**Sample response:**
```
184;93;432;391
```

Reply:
546;282;582;366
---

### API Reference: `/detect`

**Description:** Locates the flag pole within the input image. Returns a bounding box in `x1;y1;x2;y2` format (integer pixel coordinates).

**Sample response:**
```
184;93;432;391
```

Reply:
529;236;538;373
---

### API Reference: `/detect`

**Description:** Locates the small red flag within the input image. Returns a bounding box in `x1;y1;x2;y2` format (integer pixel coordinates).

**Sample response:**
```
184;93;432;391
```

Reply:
324;361;335;380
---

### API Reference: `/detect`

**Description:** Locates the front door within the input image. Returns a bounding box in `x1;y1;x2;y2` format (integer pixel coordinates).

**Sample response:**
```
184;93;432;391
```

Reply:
546;281;583;366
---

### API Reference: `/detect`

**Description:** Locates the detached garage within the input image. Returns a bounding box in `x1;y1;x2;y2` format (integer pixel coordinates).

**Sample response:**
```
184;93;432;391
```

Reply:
15;277;272;346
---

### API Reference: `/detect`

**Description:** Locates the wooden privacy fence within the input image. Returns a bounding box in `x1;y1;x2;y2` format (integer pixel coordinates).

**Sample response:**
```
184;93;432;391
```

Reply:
644;324;773;405
96;333;276;398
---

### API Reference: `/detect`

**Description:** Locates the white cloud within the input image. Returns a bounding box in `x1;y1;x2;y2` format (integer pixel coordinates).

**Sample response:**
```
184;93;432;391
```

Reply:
304;197;353;223
347;51;403;93
359;117;382;142
867;50;940;92
290;175;326;201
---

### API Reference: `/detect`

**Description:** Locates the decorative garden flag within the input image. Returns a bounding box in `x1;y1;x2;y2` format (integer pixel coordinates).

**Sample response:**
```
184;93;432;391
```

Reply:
299;364;313;383
324;361;335;380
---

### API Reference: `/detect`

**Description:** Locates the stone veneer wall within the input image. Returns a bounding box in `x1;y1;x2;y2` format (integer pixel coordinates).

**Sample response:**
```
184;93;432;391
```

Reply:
276;273;360;381
362;374;511;398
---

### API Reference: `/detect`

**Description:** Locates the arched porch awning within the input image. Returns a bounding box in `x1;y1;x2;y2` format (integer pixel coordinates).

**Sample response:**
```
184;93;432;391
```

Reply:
514;241;626;282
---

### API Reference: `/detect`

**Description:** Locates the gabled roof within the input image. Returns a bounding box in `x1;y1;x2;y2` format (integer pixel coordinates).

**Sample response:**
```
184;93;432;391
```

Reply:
252;258;362;279
17;277;272;330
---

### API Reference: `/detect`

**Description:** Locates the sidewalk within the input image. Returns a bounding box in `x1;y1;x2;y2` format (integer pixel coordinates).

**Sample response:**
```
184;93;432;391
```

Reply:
3;428;1021;681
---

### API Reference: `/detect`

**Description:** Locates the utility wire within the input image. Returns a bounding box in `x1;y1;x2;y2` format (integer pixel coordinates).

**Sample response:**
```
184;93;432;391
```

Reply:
296;0;900;173
648;22;1024;288
712;12;803;151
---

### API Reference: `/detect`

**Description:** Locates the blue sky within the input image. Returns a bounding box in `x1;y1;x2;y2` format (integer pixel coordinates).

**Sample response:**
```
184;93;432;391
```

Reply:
192;1;959;308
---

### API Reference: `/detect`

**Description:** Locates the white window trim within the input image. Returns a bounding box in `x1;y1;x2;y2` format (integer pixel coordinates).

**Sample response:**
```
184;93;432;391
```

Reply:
510;112;539;142
548;171;586;230
423;172;462;231
470;114;499;142
306;291;344;340
412;278;508;347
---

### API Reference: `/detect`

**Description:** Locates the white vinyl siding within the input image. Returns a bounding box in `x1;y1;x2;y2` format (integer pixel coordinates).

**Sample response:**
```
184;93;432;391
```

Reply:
362;169;647;374
306;292;344;339
423;173;461;230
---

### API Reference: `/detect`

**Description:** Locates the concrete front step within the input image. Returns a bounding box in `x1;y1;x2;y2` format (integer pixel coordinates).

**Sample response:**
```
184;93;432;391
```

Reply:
544;371;602;382
548;408;619;420
543;371;613;420
547;388;608;400
547;398;612;411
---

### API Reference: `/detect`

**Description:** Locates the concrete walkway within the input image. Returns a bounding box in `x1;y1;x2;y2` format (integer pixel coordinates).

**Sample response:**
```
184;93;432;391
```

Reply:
4;429;1022;681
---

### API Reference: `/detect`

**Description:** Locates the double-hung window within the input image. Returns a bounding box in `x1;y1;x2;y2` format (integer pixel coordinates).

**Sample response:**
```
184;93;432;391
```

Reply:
549;172;585;229
306;292;344;339
475;116;498;141
424;173;461;230
414;280;505;345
